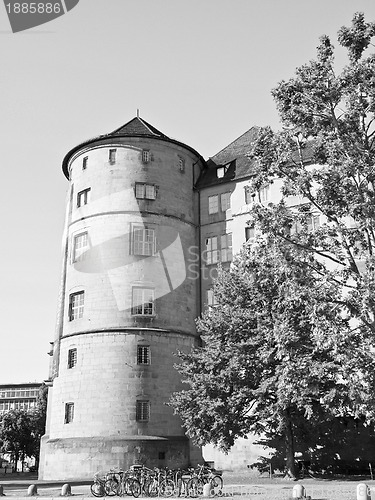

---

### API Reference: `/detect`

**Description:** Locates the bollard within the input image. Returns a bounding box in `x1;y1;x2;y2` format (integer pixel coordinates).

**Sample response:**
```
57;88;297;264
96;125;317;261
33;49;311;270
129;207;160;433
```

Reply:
0;485;4;496
357;483;371;500
61;484;72;497
27;484;38;496
203;483;211;497
292;484;305;499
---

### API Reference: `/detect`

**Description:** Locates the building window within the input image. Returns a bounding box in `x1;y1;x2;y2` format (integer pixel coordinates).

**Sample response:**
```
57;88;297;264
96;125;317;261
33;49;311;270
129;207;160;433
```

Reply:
244;186;254;204
258;185;270;203
205;236;219;265
64;403;74;423
136;400;150;421
133;226;156;256
69;291;84;321
73;232;88;262
67;348;77;369
245;226;255;242
207;289;218;307
307;214;321;232
132;288;155;316
82;156;88;170
142;150;150;163
220;192;231;211
292;214;321;235
109;149;117;164
208;195;219;214
137;345;150;365
135;183;156;200
77;188;90;208
221;233;233;262
178;157;185;172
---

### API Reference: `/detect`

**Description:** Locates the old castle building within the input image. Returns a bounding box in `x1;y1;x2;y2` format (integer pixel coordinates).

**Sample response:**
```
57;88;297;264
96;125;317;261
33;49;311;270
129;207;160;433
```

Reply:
39;117;284;479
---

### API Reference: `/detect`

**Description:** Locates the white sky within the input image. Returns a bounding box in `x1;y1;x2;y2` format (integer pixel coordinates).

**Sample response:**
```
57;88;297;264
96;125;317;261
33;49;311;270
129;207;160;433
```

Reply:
1;0;375;383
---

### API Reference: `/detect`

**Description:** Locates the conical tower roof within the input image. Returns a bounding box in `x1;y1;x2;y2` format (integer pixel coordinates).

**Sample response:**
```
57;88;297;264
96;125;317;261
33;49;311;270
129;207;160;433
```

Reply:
62;116;204;179
109;116;169;138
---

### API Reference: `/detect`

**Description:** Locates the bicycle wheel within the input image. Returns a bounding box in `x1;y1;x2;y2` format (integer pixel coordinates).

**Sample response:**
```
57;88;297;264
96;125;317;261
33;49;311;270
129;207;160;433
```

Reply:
121;477;134;496
177;478;188;497
105;478;120;496
146;478;159;497
187;478;204;498
90;481;105;497
130;479;141;498
160;479;175;497
210;475;223;495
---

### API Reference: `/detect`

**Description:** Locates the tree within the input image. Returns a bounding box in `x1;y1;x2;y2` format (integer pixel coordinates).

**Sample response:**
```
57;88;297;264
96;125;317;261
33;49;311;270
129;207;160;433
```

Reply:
0;385;48;471
0;410;34;471
170;239;375;477
247;12;375;335
29;383;48;468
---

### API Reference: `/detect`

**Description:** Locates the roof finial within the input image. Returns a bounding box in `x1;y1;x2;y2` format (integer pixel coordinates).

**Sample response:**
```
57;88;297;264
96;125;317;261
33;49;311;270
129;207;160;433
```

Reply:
137;108;140;118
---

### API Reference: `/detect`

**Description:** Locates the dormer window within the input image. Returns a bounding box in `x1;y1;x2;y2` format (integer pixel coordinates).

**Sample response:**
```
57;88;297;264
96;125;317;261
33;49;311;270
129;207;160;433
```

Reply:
217;167;225;178
217;163;230;178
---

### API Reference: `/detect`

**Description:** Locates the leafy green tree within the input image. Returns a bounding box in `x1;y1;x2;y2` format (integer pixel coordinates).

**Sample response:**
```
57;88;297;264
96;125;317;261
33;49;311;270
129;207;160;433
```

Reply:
248;12;375;334
171;239;375;477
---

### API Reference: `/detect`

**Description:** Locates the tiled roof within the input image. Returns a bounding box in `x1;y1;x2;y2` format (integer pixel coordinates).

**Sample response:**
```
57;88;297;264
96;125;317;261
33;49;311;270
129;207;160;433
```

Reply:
196;127;316;189
62;116;205;179
196;127;260;189
109;117;169;138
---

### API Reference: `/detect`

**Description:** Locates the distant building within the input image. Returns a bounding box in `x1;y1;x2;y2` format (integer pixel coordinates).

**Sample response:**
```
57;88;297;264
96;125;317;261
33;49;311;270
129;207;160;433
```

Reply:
0;383;42;414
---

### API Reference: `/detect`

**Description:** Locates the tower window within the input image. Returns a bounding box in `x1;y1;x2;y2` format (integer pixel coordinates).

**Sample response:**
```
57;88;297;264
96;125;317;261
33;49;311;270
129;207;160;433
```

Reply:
82;156;88;170
133;226;156;256
73;232;88;262
142;150;150;163
64;403;74;424
109;149;117;164
67;348;77;369
178;157;185;173
208;195;218;214
136;400;150;422
77;188;91;208
69;291;84;321
137;345;150;365
220;192;231;211
132;288;155;316
135;183;156;200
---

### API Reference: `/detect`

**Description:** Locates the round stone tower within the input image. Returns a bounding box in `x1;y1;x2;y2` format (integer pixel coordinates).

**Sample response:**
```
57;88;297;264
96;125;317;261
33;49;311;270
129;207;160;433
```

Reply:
39;117;205;480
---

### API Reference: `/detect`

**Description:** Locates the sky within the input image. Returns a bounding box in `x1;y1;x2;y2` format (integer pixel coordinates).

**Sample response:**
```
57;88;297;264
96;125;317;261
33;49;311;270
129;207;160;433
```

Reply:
1;0;375;384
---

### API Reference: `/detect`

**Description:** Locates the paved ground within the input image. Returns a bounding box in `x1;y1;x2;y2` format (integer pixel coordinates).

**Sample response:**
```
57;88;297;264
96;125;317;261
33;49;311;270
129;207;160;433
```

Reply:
1;472;374;499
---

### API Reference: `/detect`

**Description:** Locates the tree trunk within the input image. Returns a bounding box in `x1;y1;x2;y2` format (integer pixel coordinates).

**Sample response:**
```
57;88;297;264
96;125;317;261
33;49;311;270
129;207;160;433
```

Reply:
284;409;296;479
